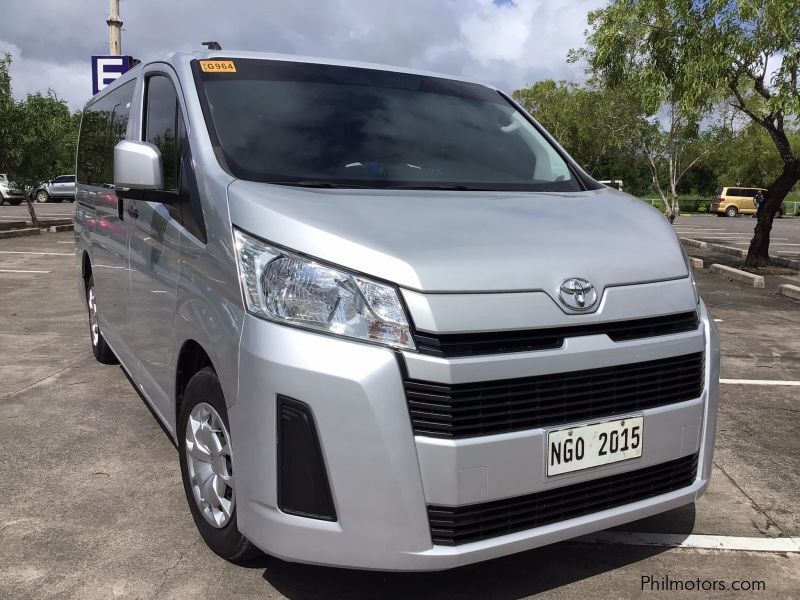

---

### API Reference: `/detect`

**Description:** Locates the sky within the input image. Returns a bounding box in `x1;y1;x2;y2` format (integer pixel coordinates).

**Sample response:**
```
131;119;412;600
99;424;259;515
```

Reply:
0;0;604;111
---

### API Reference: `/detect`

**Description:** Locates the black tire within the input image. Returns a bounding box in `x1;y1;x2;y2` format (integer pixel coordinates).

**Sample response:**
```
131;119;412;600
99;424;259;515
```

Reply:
725;206;738;218
85;274;118;364
178;367;262;562
35;190;49;203
775;208;784;219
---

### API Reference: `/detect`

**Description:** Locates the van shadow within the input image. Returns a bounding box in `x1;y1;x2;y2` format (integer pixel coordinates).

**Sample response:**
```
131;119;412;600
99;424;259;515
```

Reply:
249;503;696;600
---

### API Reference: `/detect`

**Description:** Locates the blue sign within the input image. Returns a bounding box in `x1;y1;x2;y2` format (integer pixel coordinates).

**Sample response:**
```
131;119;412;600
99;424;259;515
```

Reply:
91;55;132;95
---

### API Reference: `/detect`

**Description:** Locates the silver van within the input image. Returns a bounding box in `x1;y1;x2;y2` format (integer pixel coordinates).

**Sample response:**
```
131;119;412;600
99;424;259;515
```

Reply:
74;51;719;570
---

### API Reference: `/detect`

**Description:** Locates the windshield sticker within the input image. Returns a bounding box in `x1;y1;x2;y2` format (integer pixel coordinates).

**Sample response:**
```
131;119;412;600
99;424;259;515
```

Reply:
200;60;237;73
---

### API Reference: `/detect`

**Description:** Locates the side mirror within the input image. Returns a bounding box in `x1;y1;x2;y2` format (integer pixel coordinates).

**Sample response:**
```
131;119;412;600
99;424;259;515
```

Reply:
114;140;163;189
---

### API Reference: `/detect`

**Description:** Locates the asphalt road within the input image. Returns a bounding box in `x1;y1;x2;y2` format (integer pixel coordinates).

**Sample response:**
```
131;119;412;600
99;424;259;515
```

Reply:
0;201;76;227
1;231;798;599
673;214;800;259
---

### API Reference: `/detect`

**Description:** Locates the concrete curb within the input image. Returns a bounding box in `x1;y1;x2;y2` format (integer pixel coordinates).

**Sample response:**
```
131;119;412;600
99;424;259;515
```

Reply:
0;221;28;231
777;284;800;301
0;227;42;239
688;257;703;269
39;218;73;227
45;224;74;233
709;243;748;258
772;256;800;271
710;263;765;288
680;238;708;249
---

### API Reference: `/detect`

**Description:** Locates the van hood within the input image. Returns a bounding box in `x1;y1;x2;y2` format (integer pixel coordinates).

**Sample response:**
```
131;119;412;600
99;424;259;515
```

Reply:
227;181;688;294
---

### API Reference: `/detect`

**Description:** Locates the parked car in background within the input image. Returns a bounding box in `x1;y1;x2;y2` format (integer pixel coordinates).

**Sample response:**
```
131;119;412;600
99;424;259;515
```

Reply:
32;174;76;203
0;174;25;205
711;186;786;218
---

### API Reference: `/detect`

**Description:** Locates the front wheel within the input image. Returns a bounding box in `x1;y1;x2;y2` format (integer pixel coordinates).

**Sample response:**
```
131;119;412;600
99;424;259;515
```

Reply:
86;275;118;364
36;190;49;203
179;367;262;562
725;206;738;218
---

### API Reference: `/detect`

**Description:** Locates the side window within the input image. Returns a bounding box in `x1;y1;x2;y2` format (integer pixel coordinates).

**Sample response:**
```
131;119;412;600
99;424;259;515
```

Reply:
144;75;180;190
77;80;134;187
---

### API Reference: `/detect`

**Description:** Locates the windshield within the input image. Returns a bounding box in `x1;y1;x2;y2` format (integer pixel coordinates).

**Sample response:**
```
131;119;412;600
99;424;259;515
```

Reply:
194;58;580;192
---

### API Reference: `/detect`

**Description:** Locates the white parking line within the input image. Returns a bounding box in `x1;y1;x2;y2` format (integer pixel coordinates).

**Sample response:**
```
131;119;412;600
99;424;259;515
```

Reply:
0;269;51;274
721;378;800;386
0;251;72;257
577;531;800;553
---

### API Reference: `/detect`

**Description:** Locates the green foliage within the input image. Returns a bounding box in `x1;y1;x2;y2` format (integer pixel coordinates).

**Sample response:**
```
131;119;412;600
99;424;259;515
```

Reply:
512;80;653;194
572;0;800;119
0;53;80;188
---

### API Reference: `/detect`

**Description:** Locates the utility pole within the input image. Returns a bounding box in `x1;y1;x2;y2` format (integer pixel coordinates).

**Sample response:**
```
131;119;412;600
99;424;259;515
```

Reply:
107;0;122;56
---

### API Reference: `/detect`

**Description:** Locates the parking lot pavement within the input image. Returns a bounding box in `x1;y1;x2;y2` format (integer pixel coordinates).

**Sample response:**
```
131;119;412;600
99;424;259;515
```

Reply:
0;201;76;226
1;232;799;599
673;214;800;259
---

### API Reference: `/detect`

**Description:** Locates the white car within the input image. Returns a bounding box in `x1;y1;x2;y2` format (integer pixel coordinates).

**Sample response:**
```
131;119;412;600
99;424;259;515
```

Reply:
0;174;25;205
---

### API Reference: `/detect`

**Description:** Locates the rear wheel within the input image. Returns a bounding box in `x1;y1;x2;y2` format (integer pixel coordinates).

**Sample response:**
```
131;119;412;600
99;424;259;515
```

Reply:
775;208;784;218
178;367;262;563
36;190;49;203
86;275;118;364
725;206;738;218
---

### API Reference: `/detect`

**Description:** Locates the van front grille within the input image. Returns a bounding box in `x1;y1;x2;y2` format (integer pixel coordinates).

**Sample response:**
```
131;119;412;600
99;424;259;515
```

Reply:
428;453;699;545
405;353;704;439
413;311;699;357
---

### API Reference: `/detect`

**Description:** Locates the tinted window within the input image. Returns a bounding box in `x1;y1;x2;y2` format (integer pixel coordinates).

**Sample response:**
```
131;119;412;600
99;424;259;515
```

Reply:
77;80;135;186
144;75;180;190
195;59;579;192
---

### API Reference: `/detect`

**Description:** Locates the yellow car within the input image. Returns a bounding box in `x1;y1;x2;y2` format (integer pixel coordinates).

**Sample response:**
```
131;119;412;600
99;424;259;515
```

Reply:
711;186;786;217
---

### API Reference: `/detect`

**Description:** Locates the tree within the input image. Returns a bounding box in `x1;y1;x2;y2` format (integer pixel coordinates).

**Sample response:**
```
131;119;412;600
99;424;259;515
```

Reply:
512;80;652;193
573;0;800;266
639;103;729;221
0;53;79;227
514;79;719;218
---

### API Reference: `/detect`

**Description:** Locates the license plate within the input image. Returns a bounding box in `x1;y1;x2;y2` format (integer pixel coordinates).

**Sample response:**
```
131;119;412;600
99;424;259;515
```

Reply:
547;416;643;476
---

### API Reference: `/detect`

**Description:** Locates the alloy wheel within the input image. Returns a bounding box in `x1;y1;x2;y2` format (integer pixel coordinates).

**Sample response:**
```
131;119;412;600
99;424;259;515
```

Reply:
185;402;235;528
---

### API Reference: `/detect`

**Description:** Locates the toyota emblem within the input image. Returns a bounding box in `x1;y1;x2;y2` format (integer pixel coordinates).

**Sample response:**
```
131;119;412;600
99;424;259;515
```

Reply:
558;278;598;311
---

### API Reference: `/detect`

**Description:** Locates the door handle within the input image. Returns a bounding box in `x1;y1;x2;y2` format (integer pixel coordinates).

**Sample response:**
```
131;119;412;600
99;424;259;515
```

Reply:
126;204;139;219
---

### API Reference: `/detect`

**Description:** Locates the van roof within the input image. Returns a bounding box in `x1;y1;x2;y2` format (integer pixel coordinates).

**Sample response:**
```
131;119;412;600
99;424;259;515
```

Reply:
87;50;496;108
167;50;490;88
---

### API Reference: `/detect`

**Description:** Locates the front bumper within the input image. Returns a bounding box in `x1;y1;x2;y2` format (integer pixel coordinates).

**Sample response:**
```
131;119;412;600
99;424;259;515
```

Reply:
229;302;719;571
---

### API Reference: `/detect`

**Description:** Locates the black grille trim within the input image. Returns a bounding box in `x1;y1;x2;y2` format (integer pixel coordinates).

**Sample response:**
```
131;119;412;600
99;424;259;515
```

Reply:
414;311;699;357
428;453;699;545
405;353;704;438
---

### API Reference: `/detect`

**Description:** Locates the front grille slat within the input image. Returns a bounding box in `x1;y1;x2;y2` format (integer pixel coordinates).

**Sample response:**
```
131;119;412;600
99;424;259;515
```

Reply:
428;453;699;545
405;353;704;438
414;311;699;357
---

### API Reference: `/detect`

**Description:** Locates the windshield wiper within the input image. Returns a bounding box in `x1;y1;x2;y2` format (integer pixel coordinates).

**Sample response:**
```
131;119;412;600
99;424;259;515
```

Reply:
269;180;374;189
382;184;477;191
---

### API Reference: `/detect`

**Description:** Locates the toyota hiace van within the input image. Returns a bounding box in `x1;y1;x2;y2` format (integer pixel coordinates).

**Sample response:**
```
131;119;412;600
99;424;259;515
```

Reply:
74;51;719;570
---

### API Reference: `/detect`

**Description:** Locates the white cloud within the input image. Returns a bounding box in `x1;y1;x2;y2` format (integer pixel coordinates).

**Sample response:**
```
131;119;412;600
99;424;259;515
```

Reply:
0;0;603;110
0;40;90;110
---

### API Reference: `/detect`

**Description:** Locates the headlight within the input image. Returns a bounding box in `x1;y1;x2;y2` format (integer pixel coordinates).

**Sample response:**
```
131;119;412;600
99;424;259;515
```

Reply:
234;229;415;350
